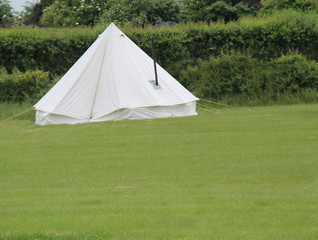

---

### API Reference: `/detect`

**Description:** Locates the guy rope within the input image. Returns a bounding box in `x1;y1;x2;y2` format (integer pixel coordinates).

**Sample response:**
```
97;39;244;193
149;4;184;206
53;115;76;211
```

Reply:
0;106;34;124
198;98;251;113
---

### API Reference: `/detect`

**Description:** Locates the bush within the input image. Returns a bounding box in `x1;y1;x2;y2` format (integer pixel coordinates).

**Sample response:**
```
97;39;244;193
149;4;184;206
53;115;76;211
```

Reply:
0;69;51;102
178;51;318;104
179;51;264;100
266;53;318;94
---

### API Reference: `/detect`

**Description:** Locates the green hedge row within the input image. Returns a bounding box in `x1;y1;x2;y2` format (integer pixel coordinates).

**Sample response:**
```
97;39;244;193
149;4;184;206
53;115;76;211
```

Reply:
0;27;97;75
128;11;318;65
0;69;51;102
1;52;317;105
179;51;318;104
0;11;317;75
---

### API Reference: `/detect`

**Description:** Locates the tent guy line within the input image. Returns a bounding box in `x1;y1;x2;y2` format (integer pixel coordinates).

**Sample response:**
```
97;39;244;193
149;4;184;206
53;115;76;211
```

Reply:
0;107;34;124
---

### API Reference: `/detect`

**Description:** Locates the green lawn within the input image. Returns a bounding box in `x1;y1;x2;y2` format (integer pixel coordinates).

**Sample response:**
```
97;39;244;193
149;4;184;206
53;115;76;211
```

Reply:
0;104;317;240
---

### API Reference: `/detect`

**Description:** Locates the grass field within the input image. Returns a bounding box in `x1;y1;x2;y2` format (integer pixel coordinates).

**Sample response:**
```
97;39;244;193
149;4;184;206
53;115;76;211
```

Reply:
0;104;317;240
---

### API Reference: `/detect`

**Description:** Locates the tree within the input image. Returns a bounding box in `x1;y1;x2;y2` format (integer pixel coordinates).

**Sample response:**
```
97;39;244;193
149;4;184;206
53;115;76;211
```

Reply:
0;0;13;26
40;0;181;27
41;0;55;9
99;0;181;25
23;2;43;25
40;0;107;26
183;0;260;22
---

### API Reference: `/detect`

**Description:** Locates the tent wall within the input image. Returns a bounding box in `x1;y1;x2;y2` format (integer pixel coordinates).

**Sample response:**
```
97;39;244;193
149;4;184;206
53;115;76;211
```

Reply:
35;102;197;125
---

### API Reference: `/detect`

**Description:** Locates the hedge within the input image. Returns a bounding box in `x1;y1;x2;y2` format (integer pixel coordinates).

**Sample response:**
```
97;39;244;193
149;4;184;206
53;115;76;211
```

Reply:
0;27;97;75
178;51;318;104
0;69;51;102
1;52;317;105
0;11;317;75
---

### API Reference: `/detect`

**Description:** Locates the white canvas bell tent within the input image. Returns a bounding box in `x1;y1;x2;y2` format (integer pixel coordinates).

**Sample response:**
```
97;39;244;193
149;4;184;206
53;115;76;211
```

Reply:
34;23;198;125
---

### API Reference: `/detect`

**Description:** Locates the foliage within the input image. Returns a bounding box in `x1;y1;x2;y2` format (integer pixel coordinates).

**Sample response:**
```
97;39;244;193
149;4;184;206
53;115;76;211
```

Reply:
41;0;55;9
40;0;181;27
178;51;318;103
0;69;51;102
0;0;13;26
260;0;318;15
1;11;317;75
242;0;262;10
183;0;260;22
40;0;106;27
268;53;318;94
29;0;318;27
0;11;317;105
0;27;97;74
99;0;181;26
23;2;43;25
